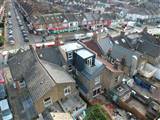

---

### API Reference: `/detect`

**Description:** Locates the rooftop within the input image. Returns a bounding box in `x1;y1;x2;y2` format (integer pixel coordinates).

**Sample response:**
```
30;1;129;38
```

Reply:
60;42;83;52
49;112;73;120
81;40;102;57
60;95;86;114
113;32;160;58
36;47;65;66
127;98;147;115
76;49;94;59
114;84;130;97
0;99;9;111
98;57;123;73
82;59;105;80
41;60;75;84
8;47;75;102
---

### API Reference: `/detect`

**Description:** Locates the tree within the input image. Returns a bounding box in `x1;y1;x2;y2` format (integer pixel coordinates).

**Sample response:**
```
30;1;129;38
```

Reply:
0;36;4;47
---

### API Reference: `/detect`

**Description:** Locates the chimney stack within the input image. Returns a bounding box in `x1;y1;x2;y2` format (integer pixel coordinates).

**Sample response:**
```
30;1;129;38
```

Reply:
142;27;148;33
120;31;125;36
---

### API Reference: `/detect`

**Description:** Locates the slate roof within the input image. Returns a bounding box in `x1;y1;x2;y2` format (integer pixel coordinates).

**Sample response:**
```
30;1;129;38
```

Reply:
100;13;117;20
8;48;55;102
8;49;37;81
111;44;141;67
8;47;75;102
92;13;100;21
65;13;77;22
74;13;86;23
97;37;114;55
81;59;105;80
36;47;65;66
83;13;94;21
25;61;56;102
113;32;160;58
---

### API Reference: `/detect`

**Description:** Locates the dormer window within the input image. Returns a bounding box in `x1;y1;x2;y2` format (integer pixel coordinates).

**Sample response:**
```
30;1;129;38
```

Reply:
86;57;92;67
67;52;73;60
64;86;71;96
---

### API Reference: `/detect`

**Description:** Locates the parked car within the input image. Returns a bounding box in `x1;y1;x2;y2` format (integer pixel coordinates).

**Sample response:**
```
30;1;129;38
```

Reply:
22;30;27;34
8;36;15;45
23;33;28;37
7;20;12;25
0;99;13;120
0;84;7;100
8;25;13;29
24;36;29;42
8;30;13;35
20;26;24;30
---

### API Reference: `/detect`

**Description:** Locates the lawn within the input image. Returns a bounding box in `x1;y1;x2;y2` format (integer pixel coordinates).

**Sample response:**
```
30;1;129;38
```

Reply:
84;104;110;120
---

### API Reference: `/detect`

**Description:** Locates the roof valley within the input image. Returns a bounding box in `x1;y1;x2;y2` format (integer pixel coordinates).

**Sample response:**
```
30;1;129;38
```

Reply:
29;46;57;84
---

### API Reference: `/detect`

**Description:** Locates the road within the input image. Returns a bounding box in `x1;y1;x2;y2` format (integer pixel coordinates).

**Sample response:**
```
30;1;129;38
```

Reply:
1;0;34;52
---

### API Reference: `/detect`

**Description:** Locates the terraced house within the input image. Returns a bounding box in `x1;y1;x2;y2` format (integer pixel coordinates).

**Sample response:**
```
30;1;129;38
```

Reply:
7;46;87;119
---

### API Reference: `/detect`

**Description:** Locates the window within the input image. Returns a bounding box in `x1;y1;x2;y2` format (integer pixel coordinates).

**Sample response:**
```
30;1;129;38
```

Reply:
95;76;100;85
68;65;72;72
86;57;92;67
43;97;52;108
70;23;73;27
93;86;101;97
115;76;121;82
2;109;11;116
64;86;71;96
67;52;73;60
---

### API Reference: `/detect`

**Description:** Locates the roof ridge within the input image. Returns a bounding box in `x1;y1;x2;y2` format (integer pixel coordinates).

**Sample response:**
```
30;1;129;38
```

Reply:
29;45;57;84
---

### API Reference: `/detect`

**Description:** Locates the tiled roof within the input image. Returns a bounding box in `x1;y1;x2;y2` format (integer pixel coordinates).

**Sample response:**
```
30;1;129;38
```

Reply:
8;48;56;102
8;47;75;102
97;37;113;55
113;32;160;58
81;40;102;56
36;47;65;66
98;57;123;73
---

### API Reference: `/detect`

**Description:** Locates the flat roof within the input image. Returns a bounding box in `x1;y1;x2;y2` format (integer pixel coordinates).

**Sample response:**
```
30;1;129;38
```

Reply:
60;95;86;114
127;98;147;115
76;49;94;59
50;112;73;120
60;42;83;52
0;99;9;111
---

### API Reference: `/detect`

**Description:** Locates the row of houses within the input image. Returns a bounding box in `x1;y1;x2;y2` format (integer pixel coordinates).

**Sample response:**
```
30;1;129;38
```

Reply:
81;29;160;119
7;28;160;119
31;12;119;34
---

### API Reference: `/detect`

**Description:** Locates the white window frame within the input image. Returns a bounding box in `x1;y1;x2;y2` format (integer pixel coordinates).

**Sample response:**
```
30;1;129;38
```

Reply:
86;57;92;67
43;97;52;108
68;65;72;72
64;86;71;96
93;86;101;97
67;52;73;60
95;76;101;85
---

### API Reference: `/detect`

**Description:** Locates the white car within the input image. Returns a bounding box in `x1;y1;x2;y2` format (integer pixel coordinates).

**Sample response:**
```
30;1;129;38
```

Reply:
0;99;13;120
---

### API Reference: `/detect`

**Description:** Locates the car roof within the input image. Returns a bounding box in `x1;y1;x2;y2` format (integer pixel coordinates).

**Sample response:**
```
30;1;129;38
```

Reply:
0;99;9;111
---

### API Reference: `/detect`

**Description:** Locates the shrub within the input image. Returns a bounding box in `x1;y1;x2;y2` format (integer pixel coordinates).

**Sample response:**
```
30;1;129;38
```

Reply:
0;36;4;47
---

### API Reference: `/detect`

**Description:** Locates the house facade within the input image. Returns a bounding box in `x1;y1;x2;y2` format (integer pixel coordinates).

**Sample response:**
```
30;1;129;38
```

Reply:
8;47;87;119
59;42;105;101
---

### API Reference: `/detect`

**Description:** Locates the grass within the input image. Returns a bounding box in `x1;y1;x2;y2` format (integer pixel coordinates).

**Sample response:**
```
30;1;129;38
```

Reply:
84;104;110;120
